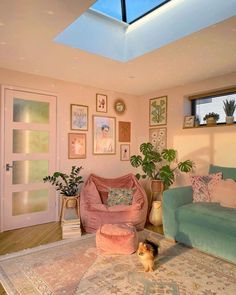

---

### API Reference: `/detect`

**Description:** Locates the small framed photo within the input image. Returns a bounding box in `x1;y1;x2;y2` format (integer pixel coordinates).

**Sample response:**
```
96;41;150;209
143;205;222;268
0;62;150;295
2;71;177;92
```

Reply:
149;96;167;126
93;115;116;155
96;93;107;113
120;144;130;161
183;116;195;128
71;104;88;130
149;127;167;153
119;121;131;142
68;133;86;159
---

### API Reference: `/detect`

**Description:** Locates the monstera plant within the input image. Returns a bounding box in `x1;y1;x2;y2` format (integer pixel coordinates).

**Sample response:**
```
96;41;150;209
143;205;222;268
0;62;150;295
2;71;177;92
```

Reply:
130;142;194;189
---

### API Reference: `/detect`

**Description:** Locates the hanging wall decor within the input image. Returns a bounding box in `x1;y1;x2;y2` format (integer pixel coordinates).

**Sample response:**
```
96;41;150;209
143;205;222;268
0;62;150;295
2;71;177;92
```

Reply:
149;127;167;153
149;96;167;126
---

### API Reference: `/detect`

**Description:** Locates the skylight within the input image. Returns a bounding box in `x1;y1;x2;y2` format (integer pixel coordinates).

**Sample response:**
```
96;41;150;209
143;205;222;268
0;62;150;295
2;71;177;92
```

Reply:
91;0;172;24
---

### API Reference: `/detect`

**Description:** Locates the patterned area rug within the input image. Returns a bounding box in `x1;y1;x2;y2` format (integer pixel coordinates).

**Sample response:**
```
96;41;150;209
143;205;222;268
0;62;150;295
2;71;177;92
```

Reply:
0;230;235;295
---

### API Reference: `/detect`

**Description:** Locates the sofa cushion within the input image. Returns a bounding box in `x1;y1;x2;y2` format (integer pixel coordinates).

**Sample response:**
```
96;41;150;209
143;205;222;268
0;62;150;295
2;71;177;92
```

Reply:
190;173;222;202
209;164;236;180
211;179;236;208
176;203;236;236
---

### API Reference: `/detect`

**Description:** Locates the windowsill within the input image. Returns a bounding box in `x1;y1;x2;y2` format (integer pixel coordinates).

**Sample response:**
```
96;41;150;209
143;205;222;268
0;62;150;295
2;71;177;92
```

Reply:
183;123;236;129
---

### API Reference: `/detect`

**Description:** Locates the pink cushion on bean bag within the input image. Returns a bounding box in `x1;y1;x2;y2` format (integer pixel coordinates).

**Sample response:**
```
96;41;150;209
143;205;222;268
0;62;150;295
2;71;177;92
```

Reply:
211;179;236;208
96;223;138;254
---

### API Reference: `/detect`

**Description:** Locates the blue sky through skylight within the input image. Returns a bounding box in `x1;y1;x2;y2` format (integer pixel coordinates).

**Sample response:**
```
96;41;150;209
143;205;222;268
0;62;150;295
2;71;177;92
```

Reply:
91;0;122;21
125;0;169;23
91;0;170;23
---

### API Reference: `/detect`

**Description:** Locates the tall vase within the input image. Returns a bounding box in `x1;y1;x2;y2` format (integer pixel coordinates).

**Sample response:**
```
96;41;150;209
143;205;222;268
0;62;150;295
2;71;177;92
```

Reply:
149;201;162;226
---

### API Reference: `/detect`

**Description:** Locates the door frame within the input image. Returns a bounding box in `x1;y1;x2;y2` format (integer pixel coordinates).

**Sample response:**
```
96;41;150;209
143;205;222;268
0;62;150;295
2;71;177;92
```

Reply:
0;85;59;232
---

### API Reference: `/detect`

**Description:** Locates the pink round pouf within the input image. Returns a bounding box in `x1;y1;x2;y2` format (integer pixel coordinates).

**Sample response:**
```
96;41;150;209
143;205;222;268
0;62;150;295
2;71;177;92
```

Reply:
96;223;138;254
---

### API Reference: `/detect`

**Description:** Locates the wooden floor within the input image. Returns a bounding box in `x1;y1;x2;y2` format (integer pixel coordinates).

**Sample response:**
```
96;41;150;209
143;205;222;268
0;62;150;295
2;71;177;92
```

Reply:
0;221;163;294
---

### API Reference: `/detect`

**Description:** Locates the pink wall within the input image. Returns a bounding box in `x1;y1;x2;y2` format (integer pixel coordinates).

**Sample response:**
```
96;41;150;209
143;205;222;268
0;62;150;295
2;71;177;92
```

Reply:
1;67;235;188
139;72;236;186
0;68;141;181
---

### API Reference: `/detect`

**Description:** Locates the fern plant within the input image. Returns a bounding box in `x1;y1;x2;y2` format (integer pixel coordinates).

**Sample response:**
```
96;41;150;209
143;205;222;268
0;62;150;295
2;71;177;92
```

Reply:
43;166;84;196
130;142;194;189
223;99;236;116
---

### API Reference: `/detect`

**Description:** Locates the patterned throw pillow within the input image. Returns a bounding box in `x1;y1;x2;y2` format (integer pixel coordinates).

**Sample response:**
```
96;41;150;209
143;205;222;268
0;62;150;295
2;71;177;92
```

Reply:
107;188;133;207
190;172;222;202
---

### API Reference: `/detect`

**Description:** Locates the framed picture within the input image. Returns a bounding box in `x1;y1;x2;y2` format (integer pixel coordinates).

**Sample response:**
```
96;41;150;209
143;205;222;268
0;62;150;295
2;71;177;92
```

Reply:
183;115;195;128
149;96;167;126
96;93;107;113
120;144;130;161
70;104;88;130
68;133;86;159
149;127;167;153
93;115;116;155
118;121;131;142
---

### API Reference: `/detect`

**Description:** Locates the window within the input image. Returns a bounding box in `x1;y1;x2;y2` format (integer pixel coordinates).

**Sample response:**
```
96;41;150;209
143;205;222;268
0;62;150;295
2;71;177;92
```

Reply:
91;0;172;24
190;88;236;125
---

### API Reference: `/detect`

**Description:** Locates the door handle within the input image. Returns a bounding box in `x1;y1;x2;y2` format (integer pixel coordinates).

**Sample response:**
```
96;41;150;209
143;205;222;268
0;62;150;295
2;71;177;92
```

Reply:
6;163;13;171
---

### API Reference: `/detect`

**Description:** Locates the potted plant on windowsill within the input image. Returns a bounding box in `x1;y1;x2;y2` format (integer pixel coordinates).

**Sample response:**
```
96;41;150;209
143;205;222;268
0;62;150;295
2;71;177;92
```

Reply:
223;99;236;125
203;112;220;126
43;165;84;208
130;142;194;190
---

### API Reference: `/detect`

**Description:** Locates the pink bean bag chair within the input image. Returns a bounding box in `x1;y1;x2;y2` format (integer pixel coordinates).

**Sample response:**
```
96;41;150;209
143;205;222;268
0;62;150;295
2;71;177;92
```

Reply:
96;223;138;254
80;173;148;233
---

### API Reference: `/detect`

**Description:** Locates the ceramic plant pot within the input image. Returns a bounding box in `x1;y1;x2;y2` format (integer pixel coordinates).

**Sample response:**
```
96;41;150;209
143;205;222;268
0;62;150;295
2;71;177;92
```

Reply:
225;116;234;125
206;117;217;126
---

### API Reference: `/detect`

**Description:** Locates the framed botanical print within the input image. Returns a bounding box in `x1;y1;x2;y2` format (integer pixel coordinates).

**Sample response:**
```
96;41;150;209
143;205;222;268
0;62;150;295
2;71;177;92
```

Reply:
149;96;167;126
93;115;116;155
149;127;167;153
68;133;86;159
96;93;107;113
118;121;131;142
70;104;88;130
120;144;130;161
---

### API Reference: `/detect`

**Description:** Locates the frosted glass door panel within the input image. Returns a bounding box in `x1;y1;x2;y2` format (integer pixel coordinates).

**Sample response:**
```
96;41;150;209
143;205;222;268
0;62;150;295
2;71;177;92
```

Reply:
13;98;49;123
13;130;49;153
13;189;49;216
13;160;48;184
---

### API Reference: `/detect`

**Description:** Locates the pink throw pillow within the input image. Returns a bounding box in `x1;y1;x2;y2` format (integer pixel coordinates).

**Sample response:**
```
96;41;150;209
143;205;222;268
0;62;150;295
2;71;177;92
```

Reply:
211;179;236;208
190;173;222;202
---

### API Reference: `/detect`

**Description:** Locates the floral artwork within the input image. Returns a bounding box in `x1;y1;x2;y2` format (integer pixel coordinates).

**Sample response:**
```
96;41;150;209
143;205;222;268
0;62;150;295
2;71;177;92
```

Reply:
96;94;107;113
93;115;116;155
68;133;86;159
149;96;167;126
149;127;167;153
71;104;88;130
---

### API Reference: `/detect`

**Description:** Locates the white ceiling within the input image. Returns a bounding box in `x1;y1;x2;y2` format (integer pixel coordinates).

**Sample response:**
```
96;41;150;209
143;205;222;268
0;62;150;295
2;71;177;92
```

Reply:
0;0;236;95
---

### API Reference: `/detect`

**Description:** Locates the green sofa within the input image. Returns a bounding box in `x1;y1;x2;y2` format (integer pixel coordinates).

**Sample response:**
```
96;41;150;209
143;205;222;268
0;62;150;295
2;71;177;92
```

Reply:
162;164;236;264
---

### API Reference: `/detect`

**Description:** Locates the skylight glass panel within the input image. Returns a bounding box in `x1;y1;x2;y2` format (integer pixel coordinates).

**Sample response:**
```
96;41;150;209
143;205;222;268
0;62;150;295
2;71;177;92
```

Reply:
91;0;122;21
126;0;171;23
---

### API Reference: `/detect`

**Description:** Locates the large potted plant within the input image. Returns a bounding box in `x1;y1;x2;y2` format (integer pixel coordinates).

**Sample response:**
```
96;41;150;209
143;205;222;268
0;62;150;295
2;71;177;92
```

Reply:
203;112;219;126
130;142;194;189
43;166;84;213
223;99;236;124
130;142;193;227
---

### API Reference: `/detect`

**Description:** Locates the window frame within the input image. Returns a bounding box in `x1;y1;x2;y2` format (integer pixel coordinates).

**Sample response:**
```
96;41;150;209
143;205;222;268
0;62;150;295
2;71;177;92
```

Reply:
189;87;236;126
